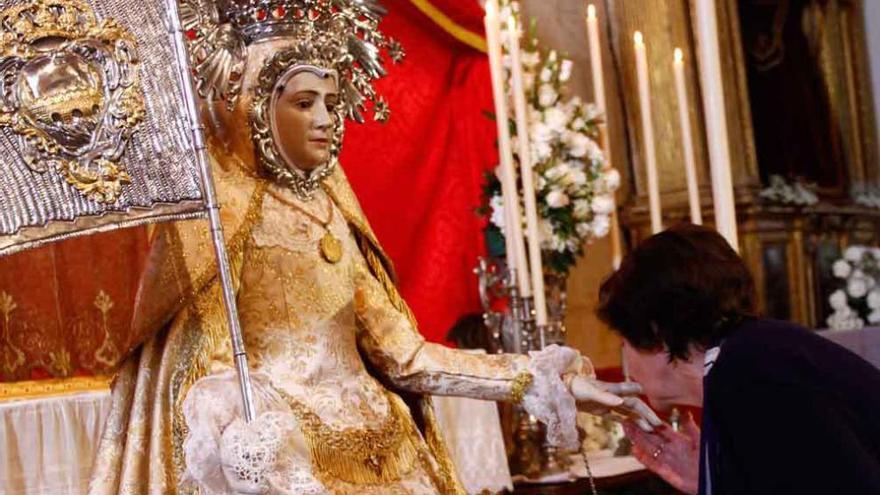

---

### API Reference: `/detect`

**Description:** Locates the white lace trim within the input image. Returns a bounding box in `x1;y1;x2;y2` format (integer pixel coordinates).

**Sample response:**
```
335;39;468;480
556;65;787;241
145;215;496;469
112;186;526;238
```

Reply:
521;344;584;451
180;371;326;495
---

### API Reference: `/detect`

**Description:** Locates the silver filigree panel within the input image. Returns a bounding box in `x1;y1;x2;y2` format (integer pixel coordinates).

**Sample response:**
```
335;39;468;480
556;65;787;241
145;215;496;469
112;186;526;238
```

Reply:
0;0;204;256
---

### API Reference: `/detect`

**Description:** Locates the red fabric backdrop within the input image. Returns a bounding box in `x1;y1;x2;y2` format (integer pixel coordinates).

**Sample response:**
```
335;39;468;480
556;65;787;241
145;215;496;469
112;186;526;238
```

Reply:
341;0;496;343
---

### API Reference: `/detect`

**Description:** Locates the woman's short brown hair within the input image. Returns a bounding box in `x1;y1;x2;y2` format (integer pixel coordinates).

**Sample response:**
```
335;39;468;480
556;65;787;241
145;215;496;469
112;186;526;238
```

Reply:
597;224;757;361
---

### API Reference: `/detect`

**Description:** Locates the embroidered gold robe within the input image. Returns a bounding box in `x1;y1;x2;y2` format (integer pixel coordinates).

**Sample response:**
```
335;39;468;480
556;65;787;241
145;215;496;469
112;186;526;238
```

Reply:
86;151;530;494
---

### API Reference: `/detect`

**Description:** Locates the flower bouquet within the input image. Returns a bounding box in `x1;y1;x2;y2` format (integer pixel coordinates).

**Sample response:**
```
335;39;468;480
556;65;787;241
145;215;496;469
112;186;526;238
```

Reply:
826;245;880;330
480;14;619;277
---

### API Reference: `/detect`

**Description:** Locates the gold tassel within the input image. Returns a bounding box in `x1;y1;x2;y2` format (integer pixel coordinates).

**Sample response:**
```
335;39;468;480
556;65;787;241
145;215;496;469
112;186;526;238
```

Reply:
280;391;420;486
306;427;420;485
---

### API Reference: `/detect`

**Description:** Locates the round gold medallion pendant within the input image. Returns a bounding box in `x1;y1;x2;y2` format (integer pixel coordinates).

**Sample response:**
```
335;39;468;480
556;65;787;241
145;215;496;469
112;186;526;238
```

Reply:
320;232;343;263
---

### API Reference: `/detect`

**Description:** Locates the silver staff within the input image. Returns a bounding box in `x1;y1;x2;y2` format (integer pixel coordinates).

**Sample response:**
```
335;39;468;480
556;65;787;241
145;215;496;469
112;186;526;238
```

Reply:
165;0;257;423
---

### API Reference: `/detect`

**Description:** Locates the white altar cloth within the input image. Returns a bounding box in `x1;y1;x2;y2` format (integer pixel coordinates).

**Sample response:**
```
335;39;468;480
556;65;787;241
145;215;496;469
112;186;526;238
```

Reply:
0;390;111;495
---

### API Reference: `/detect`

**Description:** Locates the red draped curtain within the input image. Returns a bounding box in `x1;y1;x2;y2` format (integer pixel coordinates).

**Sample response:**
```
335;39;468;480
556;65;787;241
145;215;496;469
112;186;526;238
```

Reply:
342;0;495;343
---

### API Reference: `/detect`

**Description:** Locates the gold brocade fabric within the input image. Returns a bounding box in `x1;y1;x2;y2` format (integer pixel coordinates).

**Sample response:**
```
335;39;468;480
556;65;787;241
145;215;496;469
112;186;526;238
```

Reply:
86;153;529;494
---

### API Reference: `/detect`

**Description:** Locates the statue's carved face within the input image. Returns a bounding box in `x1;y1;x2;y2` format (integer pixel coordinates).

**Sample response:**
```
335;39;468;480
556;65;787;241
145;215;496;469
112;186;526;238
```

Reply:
270;70;339;172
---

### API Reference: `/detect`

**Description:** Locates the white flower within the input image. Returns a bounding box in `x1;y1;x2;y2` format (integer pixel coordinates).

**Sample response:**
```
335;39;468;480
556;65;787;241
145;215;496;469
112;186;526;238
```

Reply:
489;195;506;230
501;54;512;70
532;141;553;164
546;189;570;208
540;67;553;83
827;309;864;331
591;215;611;238
576;222;592;238
499;6;513;26
538;84;557;107
871;247;880;260
548;50;558;63
553;233;568;252
604;168;621;191
521;51;541;69
566;132;592;158
531;121;553;146
869;310;880;325
566;168;587;187
536;175;548;190
543;107;568;134
844;246;866;262
543;164;567;183
591;195;615;215
530;122;554;163
584;103;602;121
868;290;880;310
564;97;582;121
559;60;573;82
832;259;852;279
829;289;849;310
572;117;586;130
585;139;604;163
847;277;869;299
573;199;591;219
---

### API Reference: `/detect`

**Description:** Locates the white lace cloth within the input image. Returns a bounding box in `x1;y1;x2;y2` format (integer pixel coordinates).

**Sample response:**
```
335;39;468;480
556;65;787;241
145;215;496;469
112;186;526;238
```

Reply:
180;371;325;495
521;345;585;452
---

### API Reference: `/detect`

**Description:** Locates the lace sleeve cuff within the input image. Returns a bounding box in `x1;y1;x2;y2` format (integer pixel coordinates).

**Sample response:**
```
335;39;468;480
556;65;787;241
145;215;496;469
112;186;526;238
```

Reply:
519;344;586;451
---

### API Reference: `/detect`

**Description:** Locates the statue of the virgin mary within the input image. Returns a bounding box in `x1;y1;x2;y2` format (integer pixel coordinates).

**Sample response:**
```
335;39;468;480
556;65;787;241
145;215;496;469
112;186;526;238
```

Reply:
86;1;658;493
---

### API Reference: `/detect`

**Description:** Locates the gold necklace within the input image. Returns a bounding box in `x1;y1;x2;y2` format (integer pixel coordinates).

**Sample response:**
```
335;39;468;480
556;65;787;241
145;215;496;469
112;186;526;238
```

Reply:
268;189;343;263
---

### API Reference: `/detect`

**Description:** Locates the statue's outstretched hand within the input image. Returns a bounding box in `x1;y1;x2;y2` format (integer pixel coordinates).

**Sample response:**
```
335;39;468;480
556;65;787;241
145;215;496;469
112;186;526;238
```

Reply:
569;376;662;432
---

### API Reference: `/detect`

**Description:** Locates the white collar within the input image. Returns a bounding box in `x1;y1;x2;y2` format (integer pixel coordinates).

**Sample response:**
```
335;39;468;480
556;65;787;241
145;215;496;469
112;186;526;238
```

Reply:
703;346;721;376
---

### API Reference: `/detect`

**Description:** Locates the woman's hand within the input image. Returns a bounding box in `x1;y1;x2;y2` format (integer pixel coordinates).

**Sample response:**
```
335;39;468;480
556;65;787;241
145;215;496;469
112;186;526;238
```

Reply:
569;376;663;431
623;414;700;495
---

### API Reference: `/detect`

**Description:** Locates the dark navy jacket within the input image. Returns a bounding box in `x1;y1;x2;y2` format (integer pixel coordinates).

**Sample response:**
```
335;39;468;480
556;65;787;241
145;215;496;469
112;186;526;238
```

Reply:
699;318;880;495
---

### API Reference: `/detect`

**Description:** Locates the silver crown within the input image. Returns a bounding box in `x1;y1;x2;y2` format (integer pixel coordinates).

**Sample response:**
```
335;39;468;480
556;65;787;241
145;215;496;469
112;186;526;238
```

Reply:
179;0;403;120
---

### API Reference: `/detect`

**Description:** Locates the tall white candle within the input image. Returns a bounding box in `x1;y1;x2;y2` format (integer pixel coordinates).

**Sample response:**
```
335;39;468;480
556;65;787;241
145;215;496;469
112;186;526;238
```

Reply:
633;31;662;234
507;13;548;328
694;0;738;249
484;0;531;296
586;4;623;269
673;48;703;225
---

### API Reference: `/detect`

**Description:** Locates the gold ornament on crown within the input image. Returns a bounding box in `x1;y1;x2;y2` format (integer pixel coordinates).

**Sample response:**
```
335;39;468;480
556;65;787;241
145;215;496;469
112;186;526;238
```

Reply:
180;0;404;200
0;0;145;204
179;0;404;120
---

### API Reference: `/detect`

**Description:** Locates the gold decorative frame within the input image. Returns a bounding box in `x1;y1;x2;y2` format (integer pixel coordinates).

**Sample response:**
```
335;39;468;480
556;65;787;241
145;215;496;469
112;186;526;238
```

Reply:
0;0;145;204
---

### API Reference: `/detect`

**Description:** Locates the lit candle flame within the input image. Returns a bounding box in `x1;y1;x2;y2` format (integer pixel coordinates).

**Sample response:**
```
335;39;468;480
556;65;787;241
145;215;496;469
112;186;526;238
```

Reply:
634;31;643;46
587;4;596;20
674;47;683;63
